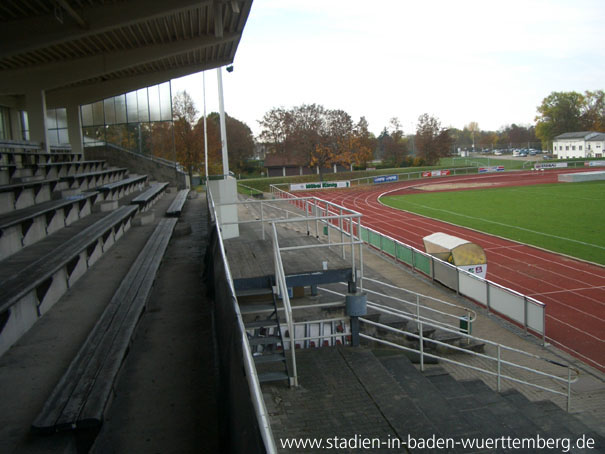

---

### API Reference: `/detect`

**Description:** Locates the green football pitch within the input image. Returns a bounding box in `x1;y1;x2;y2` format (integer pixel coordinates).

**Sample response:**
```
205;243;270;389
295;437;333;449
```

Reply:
380;181;605;265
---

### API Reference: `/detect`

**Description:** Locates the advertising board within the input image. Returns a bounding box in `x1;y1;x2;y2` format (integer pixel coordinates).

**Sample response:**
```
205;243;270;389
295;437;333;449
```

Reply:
373;175;399;184
290;181;351;191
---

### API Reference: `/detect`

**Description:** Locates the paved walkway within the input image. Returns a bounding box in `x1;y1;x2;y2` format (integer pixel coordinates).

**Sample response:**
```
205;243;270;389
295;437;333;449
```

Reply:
92;193;219;453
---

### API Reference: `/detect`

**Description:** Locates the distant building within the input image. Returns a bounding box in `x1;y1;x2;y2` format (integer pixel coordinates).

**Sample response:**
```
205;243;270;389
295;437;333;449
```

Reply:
553;132;605;159
263;152;351;177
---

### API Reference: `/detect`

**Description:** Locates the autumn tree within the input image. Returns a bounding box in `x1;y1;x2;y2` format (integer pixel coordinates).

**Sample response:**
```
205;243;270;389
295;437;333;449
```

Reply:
259;104;372;179
379;117;408;166
207;112;254;174
415;113;453;165
258;107;292;155
466;121;480;150
351;117;376;167
535;90;605;149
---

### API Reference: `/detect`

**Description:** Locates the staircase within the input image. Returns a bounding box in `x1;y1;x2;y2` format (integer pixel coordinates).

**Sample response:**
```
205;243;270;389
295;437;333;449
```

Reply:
237;286;290;384
265;346;605;453
374;349;604;452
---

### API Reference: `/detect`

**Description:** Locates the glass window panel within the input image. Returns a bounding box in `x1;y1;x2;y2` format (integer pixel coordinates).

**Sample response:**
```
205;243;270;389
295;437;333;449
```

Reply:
58;128;69;145
115;94;127;124
159;81;172;121
46;108;57;129
104;98;116;125
56;108;67;129
81;104;93;127
0;106;9;139
48;129;59;146
92;101;104;126
148;85;161;122
137;88;149;122
126;91;138;123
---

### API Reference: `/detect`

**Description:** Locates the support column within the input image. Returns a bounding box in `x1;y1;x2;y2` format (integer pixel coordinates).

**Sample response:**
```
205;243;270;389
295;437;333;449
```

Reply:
26;88;49;152
66;104;83;155
216;67;229;177
9;109;22;140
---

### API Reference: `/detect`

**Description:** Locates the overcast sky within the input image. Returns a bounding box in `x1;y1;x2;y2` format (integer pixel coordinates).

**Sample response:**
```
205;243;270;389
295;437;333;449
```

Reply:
171;0;604;137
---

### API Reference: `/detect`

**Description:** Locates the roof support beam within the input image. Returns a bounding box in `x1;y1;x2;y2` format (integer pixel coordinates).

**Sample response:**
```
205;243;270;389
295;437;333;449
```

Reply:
0;34;237;94
45;59;232;108
0;0;212;59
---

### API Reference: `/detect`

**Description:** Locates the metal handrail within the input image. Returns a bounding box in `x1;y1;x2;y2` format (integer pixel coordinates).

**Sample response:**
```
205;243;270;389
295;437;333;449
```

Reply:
318;284;474;335
358;303;579;411
207;187;277;453
363;276;477;323
271;222;298;387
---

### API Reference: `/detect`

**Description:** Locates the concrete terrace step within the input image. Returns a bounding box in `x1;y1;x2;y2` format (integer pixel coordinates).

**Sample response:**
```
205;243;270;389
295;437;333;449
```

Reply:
258;371;289;383
245;319;279;329
248;335;281;346
253;353;287;365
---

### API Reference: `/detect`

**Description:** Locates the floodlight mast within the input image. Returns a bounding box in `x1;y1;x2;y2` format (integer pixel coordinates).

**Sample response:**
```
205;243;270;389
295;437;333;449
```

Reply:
217;66;229;177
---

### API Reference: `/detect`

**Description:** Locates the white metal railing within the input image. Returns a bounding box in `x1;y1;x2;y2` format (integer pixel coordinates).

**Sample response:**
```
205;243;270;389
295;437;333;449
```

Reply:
215;195;365;292
360;222;547;341
358;304;579;412
270;183;548;342
319;277;477;335
207;188;277;453
271;222;298;387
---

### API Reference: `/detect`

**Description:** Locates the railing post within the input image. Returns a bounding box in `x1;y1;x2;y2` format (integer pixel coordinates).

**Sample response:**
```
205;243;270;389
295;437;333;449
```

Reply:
497;344;502;392
567;367;571;412
260;201;265;241
340;207;345;259
305;200;310;235
416;294;420;331
314;201;319;237
524;296;529;335
358;217;364;292
419;320;424;372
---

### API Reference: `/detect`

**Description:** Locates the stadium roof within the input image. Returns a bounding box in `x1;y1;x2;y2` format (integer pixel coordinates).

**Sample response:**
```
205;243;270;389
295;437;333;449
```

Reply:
0;0;252;108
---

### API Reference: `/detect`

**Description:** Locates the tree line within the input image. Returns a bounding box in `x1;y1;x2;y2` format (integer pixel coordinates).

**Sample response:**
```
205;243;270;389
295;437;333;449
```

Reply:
102;88;603;181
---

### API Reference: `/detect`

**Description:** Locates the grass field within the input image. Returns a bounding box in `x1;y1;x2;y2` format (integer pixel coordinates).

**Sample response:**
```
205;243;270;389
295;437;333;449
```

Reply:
380;181;605;265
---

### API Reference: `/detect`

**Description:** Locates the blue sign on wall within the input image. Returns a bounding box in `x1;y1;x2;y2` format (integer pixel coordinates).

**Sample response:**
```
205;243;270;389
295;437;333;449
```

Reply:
373;174;399;184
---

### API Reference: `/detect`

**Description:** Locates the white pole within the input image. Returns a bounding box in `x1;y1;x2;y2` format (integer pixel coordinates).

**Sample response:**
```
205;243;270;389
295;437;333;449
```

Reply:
203;72;209;182
217;67;229;177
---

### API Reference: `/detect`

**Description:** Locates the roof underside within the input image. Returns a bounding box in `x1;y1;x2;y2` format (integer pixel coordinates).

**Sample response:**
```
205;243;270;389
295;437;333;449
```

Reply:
0;0;252;107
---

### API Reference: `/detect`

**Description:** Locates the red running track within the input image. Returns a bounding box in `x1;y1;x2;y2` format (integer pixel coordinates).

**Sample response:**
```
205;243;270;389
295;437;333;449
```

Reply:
300;169;605;371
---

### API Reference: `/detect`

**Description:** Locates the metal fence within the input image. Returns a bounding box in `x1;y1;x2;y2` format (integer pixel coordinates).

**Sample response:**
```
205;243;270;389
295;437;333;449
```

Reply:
359;223;546;341
270;184;547;343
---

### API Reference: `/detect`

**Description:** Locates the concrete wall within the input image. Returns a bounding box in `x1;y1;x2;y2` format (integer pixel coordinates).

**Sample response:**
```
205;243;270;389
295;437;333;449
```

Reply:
85;144;189;188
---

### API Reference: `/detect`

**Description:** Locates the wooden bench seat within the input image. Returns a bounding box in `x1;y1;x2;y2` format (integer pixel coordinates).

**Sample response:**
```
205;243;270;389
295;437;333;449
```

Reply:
96;175;148;201
0;192;100;260
0;150;84;166
0;205;139;356
166;189;190;217
131;182;169;212
26;160;106;180
0;178;64;214
60;168;128;191
32;217;178;440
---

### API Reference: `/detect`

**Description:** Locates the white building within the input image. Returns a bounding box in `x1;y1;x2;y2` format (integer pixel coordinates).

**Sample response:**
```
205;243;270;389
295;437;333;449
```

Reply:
553;132;605;159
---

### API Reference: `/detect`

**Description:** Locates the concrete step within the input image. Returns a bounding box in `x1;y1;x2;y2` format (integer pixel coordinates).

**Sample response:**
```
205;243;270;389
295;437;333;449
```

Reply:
258;371;289;383
239;303;275;314
236;287;273;298
248;335;281;346
245;319;279;329
253;353;287;365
